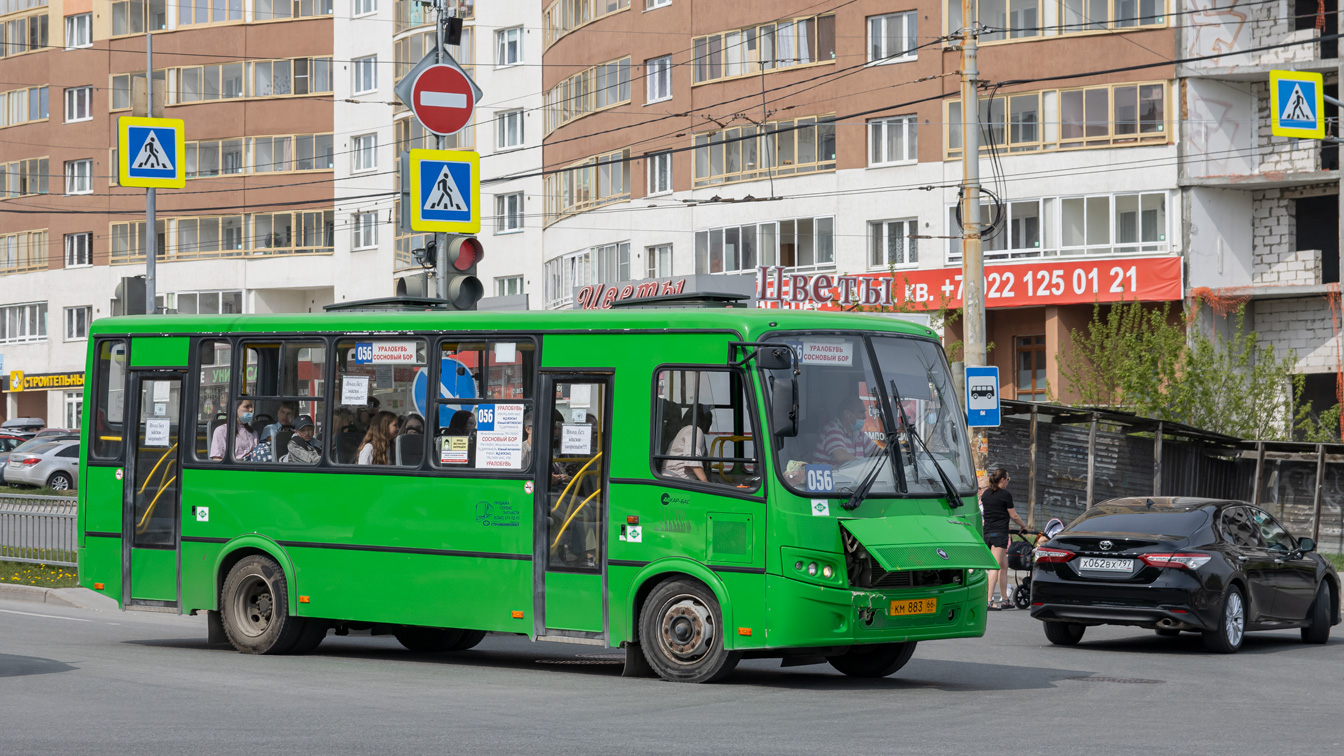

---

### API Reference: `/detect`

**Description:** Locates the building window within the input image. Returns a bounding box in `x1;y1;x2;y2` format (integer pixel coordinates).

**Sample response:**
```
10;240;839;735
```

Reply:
947;81;1168;157
65;232;92;267
112;212;334;264
496;109;524;150
178;0;245;25
946;191;1168;263
158;290;244;314
0;230;48;274
352;133;377;172
253;0;334;20
647;151;672;195
948;0;1168;43
1;11;49;56
543;57;631;134
64;86;93;123
868;11;917;63
693;115;836;188
869;115;918;165
353;55;378;94
870;219;918;268
354;0;378;16
693;14;835;84
544;0;630;47
184;134;333;178
543;242;631;308
496;26;522;66
646;55;672;103
544;149;630;224
0;302;47;343
65;306;91;341
496;275;523;296
1016;336;1047;400
647;0;670;7
65;13;92;49
695;217;834;274
496;192;523;233
65;159;92;195
352;211;378;250
647;243;672;278
1;85;49;126
64;391;83;430
2;157;50;197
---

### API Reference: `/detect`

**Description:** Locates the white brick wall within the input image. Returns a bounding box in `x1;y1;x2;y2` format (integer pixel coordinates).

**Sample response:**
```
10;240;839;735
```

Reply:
1255;297;1341;371
1254;82;1322;174
1250;187;1334;286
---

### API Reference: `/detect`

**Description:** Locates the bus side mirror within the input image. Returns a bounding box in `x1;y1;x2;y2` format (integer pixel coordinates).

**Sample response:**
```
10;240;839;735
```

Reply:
757;347;793;371
770;376;798;438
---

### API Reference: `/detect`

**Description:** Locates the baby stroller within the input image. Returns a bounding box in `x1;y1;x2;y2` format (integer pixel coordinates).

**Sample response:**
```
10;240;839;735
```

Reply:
1006;518;1064;609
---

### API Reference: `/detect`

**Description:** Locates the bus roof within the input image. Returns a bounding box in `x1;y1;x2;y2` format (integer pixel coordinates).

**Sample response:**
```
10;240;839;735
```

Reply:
89;308;939;341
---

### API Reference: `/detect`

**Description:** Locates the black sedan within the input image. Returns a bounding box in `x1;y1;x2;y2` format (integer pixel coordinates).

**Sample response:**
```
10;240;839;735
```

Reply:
1030;497;1340;653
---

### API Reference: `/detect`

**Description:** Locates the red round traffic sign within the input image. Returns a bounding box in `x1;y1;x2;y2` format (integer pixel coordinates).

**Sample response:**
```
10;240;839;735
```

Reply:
411;64;476;137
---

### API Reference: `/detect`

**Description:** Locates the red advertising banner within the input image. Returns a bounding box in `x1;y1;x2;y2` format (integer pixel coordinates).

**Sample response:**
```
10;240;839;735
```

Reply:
755;256;1183;311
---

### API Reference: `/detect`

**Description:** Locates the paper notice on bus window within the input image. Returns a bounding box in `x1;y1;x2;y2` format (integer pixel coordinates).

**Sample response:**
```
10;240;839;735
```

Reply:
341;376;369;405
570;384;592;407
439;436;469;464
144;417;171;447
493;342;517;363
152;380;170;402
352;340;420;365
800;340;853;366
561;424;592;455
476;432;522;469
375;365;393;389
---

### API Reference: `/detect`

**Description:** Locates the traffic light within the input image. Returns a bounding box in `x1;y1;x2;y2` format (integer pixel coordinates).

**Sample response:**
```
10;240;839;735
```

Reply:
443;236;484;310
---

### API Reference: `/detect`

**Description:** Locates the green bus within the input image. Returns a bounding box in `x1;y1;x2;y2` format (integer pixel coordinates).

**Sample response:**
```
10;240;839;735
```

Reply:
78;304;997;682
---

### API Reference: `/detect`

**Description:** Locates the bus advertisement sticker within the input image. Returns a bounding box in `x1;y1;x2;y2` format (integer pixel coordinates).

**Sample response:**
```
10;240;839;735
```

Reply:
805;464;834;492
811;499;830;517
440;436;469;464
622;524;643;543
341;376;369;405
195;507;209;522
476;433;522;469
524;481;534;494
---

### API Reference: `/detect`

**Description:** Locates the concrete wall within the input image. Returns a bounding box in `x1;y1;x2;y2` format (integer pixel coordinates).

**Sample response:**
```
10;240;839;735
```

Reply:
1254;296;1341;372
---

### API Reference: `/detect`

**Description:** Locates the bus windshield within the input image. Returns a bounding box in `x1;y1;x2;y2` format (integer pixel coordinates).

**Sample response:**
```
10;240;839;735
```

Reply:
765;333;975;499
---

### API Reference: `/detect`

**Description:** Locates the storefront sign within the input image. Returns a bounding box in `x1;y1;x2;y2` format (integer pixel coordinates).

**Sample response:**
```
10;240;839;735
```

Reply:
3;371;85;393
755;256;1183;311
576;278;688;309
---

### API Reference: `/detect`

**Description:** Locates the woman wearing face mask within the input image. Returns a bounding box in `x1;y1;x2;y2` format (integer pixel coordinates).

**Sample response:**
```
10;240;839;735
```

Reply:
817;394;880;465
210;399;258;461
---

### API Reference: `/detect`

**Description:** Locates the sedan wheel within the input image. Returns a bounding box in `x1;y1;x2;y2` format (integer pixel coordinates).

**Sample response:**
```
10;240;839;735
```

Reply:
1202;586;1245;654
47;472;73;491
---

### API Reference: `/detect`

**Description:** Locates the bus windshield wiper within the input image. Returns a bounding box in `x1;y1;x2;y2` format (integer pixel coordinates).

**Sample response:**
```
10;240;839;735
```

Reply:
841;431;901;511
889;379;965;509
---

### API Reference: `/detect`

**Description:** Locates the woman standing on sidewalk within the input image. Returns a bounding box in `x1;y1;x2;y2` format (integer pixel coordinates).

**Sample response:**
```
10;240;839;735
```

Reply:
982;468;1027;610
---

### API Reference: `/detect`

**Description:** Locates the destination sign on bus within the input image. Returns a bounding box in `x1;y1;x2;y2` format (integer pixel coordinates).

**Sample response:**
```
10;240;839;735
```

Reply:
353;340;420;364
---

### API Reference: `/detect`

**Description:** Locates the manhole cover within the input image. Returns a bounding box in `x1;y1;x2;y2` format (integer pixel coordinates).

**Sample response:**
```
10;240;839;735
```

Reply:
1067;676;1164;684
536;658;624;665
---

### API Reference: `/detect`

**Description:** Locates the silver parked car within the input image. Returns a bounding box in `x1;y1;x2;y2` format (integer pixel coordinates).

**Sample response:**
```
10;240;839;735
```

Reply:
0;434;78;485
7;439;80;491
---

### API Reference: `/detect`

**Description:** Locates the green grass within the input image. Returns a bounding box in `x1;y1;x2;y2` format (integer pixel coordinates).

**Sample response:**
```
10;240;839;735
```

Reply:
0;484;72;496
1326;553;1344;572
0;559;79;588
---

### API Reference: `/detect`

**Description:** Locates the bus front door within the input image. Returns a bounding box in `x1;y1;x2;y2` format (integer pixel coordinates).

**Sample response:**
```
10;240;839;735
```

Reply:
122;372;184;608
535;374;611;641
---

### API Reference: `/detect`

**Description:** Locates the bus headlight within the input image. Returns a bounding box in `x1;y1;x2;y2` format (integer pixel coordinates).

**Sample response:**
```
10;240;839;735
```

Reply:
807;562;818;576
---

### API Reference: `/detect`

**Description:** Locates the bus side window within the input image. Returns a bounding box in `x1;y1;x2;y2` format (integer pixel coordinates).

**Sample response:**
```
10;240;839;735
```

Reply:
651;368;758;489
91;339;128;461
431;339;535;471
333;338;427;467
236;341;324;465
192;339;230;462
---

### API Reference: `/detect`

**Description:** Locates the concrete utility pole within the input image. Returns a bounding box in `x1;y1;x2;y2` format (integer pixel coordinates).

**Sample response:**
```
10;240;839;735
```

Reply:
434;0;450;301
959;0;988;473
145;31;157;315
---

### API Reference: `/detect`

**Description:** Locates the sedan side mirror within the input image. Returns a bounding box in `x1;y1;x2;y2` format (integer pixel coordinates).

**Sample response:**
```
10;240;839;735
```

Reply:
1297;537;1316;554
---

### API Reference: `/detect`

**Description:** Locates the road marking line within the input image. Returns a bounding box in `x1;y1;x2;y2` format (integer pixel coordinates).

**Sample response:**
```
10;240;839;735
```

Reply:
0;608;91;622
420;91;467;108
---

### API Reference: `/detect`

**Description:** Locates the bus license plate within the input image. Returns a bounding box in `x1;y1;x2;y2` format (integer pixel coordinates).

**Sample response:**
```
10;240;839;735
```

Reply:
890;598;938;616
1078;557;1134;572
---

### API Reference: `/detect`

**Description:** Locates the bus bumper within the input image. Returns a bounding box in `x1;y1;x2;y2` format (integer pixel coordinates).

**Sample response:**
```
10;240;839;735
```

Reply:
763;573;988;648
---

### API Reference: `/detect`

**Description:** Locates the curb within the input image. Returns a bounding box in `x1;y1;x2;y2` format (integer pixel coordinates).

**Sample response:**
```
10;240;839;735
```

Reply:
0;584;119;611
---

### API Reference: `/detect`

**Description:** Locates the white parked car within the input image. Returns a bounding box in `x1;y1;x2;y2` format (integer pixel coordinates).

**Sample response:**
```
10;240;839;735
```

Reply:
7;439;80;491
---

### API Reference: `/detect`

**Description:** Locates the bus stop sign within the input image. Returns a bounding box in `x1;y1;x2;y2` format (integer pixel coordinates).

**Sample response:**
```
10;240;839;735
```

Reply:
965;365;1000;428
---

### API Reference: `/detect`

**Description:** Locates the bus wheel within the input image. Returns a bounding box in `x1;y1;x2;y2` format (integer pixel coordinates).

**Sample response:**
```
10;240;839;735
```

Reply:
220;555;306;655
394;627;485;652
638;579;741;683
826;642;918;678
288;620;329;655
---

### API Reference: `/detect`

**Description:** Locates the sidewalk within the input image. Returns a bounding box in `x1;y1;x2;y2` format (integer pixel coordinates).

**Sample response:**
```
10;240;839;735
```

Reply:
0;583;120;611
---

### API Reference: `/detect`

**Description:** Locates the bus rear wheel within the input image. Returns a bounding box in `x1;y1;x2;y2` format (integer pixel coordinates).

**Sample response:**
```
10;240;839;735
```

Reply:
394;627;487;653
638;578;740;683
220;555;307;654
826;642;917;678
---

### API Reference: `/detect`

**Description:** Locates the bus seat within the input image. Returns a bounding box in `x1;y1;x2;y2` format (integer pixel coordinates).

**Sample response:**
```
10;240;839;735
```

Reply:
333;431;363;463
395;434;424;466
274;429;295;455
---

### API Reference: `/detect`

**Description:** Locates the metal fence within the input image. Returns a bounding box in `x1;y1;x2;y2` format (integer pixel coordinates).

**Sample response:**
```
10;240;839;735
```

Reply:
0;493;78;567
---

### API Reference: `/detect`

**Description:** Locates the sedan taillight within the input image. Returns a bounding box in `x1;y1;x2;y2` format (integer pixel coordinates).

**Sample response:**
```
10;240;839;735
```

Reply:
1034;547;1075;563
1140;553;1212;570
18;457;40;466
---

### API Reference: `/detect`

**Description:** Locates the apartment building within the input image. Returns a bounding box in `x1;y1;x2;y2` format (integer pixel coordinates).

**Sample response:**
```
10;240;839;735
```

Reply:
0;0;542;425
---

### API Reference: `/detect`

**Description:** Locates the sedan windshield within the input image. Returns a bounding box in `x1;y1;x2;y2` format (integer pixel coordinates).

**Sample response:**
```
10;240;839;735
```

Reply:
764;333;975;498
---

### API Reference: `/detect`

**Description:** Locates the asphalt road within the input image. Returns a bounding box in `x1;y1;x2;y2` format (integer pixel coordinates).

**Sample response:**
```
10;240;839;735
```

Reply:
1;599;1340;756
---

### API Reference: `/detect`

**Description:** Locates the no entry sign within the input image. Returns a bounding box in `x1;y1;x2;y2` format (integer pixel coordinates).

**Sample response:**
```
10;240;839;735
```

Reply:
411;64;476;136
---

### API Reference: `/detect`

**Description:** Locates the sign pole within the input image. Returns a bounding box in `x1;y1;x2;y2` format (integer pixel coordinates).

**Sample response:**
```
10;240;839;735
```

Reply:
145;31;157;315
959;0;988;476
434;0;449;302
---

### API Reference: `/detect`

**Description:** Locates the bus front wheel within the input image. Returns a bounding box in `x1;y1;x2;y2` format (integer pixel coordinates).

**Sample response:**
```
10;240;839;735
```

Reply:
638;578;741;683
826;642;918;678
220;555;308;654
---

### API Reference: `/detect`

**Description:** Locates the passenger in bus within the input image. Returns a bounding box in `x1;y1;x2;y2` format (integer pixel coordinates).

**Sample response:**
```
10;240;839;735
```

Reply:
285;415;320;465
400;413;426;435
817;395;880;465
521;409;534;468
357;411;400;465
259;401;299;445
662;404;713;483
210;399;258;461
357;396;382;430
334;407;358;434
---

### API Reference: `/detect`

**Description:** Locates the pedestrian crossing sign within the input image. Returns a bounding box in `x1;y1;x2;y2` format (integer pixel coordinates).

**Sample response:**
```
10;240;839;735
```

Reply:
118;116;186;188
1270;70;1325;140
410;149;480;233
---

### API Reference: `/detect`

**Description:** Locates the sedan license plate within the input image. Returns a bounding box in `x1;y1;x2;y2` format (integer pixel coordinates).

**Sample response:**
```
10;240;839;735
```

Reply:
889;598;938;616
1078;557;1134;572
